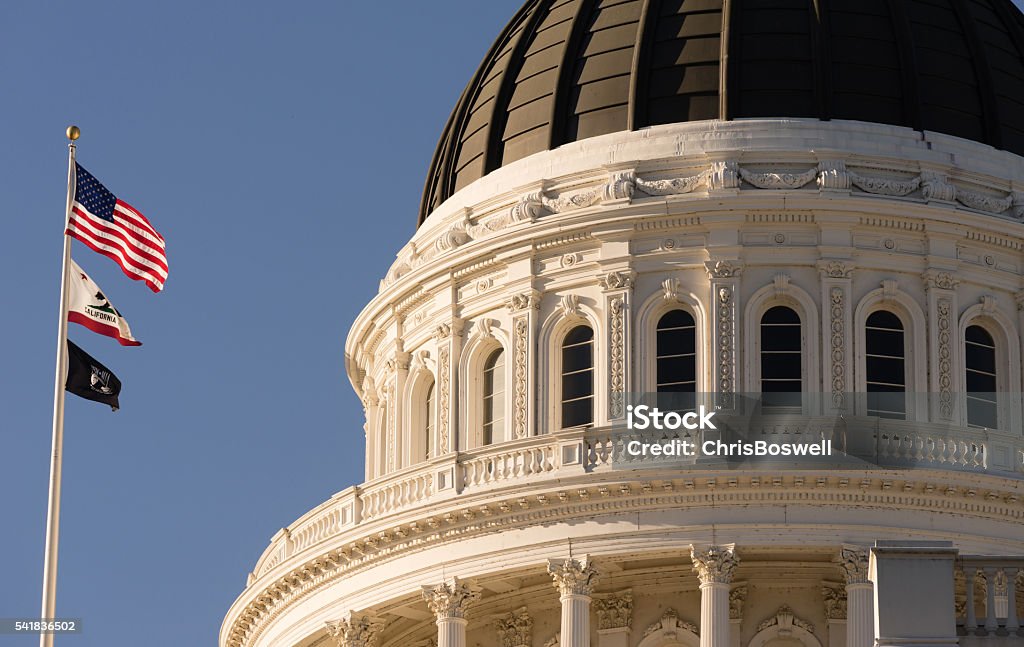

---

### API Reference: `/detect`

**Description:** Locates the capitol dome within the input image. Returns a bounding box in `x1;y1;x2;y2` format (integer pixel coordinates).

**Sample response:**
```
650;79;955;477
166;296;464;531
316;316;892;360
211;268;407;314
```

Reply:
421;0;1024;224
224;1;1024;647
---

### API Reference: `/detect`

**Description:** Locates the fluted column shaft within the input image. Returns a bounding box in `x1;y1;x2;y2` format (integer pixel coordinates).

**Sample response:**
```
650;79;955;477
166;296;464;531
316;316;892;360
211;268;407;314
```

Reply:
436;617;468;647
560;593;592;647
691;544;739;647
840;546;874;647
549;557;601;647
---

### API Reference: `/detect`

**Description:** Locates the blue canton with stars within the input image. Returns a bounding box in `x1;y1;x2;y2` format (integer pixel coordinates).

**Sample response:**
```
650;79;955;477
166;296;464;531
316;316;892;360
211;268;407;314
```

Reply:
74;163;117;222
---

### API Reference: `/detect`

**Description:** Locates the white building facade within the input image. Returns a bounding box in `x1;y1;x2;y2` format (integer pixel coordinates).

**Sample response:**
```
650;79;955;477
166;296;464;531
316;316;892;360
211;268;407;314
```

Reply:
222;1;1024;646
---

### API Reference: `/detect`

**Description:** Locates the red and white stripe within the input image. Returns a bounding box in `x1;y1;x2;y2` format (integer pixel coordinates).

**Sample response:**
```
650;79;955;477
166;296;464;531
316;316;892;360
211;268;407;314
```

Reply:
68;312;142;347
66;199;168;292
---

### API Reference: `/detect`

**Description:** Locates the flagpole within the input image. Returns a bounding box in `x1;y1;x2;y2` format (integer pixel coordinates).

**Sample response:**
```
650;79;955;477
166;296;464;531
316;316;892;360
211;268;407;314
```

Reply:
39;125;79;647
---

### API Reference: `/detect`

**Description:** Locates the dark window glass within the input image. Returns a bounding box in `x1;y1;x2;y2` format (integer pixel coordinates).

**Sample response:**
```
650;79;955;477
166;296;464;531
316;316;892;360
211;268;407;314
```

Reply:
865;310;906;419
760;306;802;409
482;349;505;445
561;325;594;428
965;325;998;428
656;310;697;397
424;381;435;460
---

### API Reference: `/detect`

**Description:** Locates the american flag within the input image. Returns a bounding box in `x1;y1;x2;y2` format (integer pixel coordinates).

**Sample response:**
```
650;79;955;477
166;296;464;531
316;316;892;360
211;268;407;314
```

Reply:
66;163;167;292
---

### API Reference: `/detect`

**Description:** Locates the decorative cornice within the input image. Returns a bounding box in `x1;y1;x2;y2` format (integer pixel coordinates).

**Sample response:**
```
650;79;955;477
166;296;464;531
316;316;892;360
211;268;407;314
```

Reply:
691;544;739;585
225;471;1024;647
548;556;601;597
421;578;482;619
838;546;870;585
740;166;818;190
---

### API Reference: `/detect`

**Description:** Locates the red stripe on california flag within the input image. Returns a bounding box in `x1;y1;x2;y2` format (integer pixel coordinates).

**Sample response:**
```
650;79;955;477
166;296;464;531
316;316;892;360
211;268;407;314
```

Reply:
65;226;165;292
69;207;168;275
115;200;164;243
68;312;143;346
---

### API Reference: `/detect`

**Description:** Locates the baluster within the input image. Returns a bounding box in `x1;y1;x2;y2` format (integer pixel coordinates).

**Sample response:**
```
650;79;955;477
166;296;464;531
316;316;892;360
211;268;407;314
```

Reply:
984;567;999;632
1007;567;1020;632
966;568;978;633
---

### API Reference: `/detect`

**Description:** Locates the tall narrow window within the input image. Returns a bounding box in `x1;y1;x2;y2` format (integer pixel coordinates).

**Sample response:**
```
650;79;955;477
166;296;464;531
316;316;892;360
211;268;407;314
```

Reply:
865;311;906;419
482;349;505;445
760;306;802;409
657;310;696;411
561;325;594;428
965;325;998;428
424;380;435;460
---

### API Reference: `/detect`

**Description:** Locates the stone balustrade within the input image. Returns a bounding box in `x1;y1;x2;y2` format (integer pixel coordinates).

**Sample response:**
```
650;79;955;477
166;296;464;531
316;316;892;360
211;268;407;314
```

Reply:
247;421;1024;584
958;556;1024;638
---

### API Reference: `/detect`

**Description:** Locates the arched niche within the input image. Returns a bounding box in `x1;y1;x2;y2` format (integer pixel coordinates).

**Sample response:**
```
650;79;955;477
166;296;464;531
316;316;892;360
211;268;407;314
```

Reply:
636;608;700;647
747;606;822;647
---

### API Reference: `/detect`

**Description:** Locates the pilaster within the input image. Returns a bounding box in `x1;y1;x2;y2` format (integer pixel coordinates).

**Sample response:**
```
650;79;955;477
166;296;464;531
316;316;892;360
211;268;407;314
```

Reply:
729;584;747;647
823;582;848;647
594;589;632;647
818;261;854;414
495;607;532;647
705;261;743;408
432;318;464;455
507;290;541;438
923;270;960;423
599;270;635;424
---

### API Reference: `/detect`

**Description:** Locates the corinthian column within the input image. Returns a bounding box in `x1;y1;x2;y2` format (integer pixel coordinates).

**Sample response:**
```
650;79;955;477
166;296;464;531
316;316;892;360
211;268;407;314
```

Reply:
691;544;739;647
548;556;601;647
325;612;385;647
839;546;873;647
422;578;482;647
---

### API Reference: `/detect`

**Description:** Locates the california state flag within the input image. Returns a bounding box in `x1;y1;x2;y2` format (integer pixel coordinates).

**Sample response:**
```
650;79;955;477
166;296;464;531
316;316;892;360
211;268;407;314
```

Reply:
68;259;142;346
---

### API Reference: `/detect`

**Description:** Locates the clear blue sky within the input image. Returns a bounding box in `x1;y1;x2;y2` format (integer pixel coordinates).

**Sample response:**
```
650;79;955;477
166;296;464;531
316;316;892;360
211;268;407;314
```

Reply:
4;2;1024;646
0;2;518;645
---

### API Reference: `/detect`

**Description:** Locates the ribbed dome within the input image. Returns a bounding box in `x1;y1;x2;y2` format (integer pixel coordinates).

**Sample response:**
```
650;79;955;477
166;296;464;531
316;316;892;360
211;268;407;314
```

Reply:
419;0;1024;225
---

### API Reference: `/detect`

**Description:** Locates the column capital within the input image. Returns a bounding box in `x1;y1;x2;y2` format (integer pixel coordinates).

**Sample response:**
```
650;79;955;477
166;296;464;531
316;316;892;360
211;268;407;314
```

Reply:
547;556;601;597
495;606;532;647
691;544;739;585
838;546;871;585
325;612;385;647
729;584;747;619
421;578;482;620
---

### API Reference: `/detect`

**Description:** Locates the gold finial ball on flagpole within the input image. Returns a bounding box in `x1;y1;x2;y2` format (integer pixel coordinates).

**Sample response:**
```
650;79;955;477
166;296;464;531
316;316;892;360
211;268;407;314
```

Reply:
66;125;80;141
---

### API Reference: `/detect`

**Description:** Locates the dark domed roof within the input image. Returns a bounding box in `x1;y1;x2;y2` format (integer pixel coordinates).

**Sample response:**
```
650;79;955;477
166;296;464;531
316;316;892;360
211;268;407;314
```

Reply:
420;0;1024;224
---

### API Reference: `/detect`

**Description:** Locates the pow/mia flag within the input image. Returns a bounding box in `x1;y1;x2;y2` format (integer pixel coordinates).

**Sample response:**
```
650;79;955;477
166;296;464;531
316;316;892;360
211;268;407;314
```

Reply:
66;340;121;411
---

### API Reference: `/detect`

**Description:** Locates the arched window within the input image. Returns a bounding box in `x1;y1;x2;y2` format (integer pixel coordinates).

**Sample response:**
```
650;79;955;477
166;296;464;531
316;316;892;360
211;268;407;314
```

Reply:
561;325;594;428
423;380;435;460
657;309;696;411
760;306;802;409
965;324;998;428
865;311;906;419
482;349;505;445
